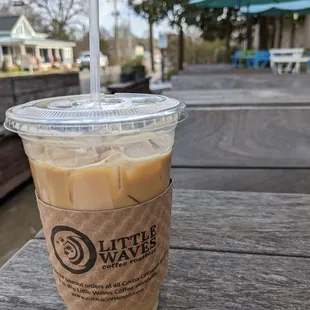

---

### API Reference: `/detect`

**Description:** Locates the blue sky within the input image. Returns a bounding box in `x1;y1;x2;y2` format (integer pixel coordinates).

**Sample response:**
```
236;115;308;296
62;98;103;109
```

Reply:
98;0;171;38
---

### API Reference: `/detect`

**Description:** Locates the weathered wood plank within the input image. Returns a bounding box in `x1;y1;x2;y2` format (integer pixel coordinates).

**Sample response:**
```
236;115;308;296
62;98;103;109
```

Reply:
172;168;310;194
13;77;49;95
173;108;310;167
0;136;26;170
161;249;310;310
35;189;310;257
0;164;31;200
164;89;310;106
170;190;310;256
0;96;15;123
46;75;65;90
63;72;80;87
0;78;13;96
171;73;310;90
181;64;233;74
0;136;31;199
1;240;310;309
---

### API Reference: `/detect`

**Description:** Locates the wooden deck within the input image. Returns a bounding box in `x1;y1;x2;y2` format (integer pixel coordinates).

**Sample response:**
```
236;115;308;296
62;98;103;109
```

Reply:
2;189;310;309
2;66;310;309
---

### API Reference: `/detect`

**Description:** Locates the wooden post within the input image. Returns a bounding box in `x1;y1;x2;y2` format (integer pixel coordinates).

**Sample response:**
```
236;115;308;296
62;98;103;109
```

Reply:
225;8;232;62
0;45;3;64
20;45;26;70
259;16;269;50
178;26;184;71
149;18;155;73
290;18;297;48
161;48;166;82
304;15;310;49
35;46;40;59
48;48;53;62
246;16;253;50
270;17;277;48
278;16;284;48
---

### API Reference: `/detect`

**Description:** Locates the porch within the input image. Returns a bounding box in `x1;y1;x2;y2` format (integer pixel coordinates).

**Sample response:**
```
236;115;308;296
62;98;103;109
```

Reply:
0;40;75;71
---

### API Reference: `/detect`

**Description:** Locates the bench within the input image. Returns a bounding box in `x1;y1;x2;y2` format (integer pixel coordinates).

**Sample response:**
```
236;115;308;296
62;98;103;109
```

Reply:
269;48;310;74
246;50;270;69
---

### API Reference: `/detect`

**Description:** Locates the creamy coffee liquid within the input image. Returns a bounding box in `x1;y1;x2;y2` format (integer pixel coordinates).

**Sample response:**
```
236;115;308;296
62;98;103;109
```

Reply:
30;151;171;310
30;152;171;210
5;93;186;310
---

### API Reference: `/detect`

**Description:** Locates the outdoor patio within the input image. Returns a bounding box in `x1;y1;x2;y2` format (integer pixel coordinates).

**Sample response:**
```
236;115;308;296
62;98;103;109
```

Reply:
2;0;310;309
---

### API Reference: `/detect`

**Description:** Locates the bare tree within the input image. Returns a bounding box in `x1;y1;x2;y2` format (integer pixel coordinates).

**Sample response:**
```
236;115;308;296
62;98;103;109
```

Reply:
29;0;88;40
0;1;43;30
0;1;11;15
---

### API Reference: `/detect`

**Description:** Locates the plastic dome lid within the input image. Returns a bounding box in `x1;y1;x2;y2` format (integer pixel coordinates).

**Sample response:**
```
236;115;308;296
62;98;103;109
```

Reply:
4;93;187;137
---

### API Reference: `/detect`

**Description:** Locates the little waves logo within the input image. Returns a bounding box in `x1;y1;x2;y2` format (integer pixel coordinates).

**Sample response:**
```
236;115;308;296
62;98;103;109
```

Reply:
51;226;97;274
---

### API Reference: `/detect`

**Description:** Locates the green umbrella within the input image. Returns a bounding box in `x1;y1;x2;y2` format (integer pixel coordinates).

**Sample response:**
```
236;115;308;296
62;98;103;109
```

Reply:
239;0;310;15
189;0;300;51
189;0;301;7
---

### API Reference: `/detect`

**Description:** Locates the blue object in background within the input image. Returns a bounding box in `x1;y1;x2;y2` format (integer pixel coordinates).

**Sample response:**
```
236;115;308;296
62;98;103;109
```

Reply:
247;51;270;69
232;51;246;68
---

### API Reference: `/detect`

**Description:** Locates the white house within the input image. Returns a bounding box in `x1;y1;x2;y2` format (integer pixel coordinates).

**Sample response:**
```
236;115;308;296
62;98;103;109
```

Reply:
0;15;76;70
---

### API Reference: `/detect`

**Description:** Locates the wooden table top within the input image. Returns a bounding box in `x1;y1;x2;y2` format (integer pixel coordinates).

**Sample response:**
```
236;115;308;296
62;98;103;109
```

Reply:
1;189;310;309
164;89;310;107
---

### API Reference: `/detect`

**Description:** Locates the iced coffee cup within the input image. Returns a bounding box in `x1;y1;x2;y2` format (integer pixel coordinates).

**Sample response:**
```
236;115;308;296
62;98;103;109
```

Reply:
4;93;186;310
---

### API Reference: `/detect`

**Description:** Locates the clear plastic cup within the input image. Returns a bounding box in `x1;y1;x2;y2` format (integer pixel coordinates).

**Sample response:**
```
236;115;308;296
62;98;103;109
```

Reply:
4;93;186;310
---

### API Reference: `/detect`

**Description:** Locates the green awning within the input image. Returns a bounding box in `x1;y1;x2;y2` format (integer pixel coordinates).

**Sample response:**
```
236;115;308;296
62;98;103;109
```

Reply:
189;0;302;8
239;0;310;15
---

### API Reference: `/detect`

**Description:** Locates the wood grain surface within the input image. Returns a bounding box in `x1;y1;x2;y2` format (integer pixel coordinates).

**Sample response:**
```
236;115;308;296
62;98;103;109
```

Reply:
164;89;310;106
1;240;310;310
171;73;310;90
0;78;13;96
0;136;31;199
172;168;310;194
173;108;310;167
35;189;310;257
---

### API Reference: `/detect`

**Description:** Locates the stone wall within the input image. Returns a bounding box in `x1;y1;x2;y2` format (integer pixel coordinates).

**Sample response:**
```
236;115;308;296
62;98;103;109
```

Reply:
0;72;80;199
0;72;80;122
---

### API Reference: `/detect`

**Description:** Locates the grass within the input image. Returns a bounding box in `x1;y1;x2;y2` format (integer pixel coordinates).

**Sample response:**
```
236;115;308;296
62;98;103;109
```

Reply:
0;69;79;78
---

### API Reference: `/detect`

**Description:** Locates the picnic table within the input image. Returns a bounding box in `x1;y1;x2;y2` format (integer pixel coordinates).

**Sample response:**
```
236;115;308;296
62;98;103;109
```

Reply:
1;189;310;309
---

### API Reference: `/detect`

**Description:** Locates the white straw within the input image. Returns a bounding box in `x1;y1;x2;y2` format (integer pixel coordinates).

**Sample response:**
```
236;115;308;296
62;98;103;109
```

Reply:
89;0;101;103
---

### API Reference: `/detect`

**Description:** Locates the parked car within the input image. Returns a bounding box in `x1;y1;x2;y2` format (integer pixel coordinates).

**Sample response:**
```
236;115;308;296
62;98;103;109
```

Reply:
77;51;109;70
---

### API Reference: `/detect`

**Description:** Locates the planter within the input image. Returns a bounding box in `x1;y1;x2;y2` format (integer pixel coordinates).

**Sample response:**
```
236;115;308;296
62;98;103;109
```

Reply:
133;65;146;81
120;72;135;83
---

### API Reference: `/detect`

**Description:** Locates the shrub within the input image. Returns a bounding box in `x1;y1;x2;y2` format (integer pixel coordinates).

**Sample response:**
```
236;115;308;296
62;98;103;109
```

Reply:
121;56;144;74
9;65;21;72
167;67;178;80
185;39;227;64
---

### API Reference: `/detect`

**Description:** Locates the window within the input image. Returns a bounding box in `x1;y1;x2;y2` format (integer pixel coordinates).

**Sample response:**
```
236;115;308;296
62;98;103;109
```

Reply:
41;49;49;63
2;46;10;55
26;47;34;56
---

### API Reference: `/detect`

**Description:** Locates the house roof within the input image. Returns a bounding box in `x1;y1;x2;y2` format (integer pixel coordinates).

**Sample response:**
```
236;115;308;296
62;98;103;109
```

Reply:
0;36;76;47
0;16;20;32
